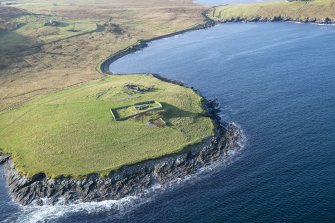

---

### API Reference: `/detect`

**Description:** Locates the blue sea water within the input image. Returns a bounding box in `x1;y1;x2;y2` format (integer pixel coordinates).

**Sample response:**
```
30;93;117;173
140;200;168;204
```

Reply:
1;22;335;222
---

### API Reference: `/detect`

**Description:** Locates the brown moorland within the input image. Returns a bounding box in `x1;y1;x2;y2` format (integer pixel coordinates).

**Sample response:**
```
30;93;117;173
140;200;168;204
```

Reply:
0;0;207;111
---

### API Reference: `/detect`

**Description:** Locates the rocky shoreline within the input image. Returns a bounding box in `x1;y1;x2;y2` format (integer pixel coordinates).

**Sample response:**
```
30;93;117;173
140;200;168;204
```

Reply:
100;12;334;74
0;11;243;207
1;98;243;206
216;15;334;24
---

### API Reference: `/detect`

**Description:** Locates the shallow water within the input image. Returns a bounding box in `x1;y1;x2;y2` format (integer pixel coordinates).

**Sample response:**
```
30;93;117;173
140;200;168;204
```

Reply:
0;166;19;222
1;22;335;222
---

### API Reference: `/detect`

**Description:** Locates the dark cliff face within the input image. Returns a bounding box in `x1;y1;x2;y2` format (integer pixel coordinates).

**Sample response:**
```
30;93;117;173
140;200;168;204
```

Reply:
219;16;334;24
2;123;242;206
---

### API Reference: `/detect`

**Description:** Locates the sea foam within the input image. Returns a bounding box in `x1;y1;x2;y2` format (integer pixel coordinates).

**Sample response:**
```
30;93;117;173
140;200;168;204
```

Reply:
11;122;246;223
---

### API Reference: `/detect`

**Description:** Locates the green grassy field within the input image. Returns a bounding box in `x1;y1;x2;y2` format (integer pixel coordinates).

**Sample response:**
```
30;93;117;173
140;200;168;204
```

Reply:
1;15;99;51
0;75;214;178
210;0;335;21
0;0;206;111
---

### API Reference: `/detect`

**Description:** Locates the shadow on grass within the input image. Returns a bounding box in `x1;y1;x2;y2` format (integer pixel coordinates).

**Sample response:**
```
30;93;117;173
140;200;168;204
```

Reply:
160;102;205;124
54;21;70;27
0;30;40;52
0;31;41;71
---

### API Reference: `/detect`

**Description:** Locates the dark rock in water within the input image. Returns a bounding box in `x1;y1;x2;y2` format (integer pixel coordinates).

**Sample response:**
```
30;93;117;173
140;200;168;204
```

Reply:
218;15;334;25
308;17;317;23
234;17;242;22
271;16;283;22
259;17;270;22
0;155;10;165
323;17;332;24
249;17;261;22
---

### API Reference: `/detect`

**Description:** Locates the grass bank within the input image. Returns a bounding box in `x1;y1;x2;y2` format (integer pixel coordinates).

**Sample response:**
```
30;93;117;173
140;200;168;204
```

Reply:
210;0;335;22
0;75;214;178
0;0;207;111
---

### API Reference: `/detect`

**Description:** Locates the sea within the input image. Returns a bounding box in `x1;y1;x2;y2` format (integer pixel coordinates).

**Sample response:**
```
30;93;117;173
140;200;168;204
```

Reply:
1;22;335;223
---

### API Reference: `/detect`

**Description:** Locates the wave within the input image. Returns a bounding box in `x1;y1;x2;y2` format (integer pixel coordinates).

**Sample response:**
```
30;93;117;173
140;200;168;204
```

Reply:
13;194;150;223
7;122;247;223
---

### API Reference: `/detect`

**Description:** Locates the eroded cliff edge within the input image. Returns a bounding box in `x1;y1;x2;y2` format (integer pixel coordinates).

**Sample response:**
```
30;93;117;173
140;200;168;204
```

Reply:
0;99;243;206
0;11;242;206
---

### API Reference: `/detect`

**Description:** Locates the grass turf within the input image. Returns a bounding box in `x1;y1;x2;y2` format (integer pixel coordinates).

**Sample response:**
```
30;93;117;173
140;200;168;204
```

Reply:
0;75;214;178
1;15;99;51
210;0;335;21
0;0;206;111
112;101;163;120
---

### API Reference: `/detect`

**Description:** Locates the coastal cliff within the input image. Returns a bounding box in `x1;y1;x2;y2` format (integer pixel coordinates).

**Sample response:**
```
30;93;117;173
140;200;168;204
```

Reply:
209;0;335;25
0;10;240;207
216;16;334;24
2;105;243;206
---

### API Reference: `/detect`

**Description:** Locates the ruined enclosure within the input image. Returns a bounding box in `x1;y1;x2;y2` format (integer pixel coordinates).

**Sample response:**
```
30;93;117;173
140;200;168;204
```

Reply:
111;100;163;121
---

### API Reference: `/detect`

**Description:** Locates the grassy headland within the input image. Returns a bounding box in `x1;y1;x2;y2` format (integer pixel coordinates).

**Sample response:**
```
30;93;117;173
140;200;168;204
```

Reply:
210;0;335;22
0;75;214;177
0;0;217;178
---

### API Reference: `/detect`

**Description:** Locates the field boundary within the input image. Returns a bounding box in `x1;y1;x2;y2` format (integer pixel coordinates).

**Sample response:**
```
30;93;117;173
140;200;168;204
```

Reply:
110;100;163;121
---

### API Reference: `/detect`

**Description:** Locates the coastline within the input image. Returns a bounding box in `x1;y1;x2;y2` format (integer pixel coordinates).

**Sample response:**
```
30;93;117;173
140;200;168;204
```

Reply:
216;16;334;24
0;10;243;207
1;101;243;206
100;10;334;75
99;11;215;74
2;6;331;206
217;13;332;25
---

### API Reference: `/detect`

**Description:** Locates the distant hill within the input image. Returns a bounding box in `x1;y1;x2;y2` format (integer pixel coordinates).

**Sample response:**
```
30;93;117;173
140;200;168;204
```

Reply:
210;0;335;23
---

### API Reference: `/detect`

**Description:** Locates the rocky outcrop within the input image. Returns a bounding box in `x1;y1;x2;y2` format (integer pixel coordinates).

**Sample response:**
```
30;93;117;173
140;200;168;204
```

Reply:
2;120;243;206
219;16;334;24
0;155;10;165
